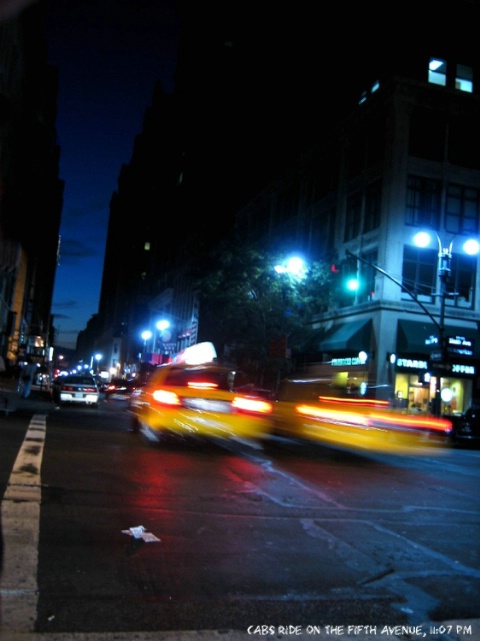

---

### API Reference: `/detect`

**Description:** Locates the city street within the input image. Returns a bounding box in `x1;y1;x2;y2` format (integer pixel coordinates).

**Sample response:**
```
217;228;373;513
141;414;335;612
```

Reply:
1;386;479;641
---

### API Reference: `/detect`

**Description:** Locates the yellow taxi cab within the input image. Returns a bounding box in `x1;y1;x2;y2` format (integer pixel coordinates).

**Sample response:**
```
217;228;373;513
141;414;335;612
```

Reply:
128;343;274;444
272;377;453;455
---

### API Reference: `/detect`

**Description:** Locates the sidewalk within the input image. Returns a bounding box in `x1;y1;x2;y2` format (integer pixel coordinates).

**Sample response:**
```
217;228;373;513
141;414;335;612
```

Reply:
0;376;52;415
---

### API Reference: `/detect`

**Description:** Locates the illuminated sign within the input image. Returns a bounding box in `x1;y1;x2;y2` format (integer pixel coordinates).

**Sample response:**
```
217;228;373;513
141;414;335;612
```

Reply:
425;334;474;357
447;335;474;357
331;357;364;366
451;363;476;375
396;358;428;370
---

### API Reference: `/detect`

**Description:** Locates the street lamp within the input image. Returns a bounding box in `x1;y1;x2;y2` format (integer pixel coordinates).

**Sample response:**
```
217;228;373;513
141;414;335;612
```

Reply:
272;256;307;364
413;231;480;415
274;256;307;278
141;330;152;361
153;319;171;357
156;319;170;332
94;353;102;373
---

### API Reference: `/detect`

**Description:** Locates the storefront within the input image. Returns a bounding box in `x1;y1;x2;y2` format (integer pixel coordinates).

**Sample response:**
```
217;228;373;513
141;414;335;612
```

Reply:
304;318;374;397
393;320;479;415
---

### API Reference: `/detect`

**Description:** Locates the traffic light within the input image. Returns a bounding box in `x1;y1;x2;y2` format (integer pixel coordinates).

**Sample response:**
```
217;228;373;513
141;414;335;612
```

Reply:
342;256;359;292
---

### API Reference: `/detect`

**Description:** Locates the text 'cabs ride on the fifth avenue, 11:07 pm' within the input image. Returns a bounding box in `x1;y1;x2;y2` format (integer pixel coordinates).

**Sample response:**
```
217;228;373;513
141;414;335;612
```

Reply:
128;343;274;445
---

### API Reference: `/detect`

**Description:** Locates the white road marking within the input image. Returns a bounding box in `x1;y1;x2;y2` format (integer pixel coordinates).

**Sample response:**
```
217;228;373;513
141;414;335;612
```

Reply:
1;414;47;632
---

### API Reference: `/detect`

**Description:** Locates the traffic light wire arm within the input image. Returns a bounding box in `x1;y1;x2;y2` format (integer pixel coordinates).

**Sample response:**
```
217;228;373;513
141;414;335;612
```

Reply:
345;250;442;334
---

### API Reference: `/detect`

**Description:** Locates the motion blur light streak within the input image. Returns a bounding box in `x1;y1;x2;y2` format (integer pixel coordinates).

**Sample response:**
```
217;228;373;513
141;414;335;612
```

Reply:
318;396;390;408
232;396;273;414
275;397;452;455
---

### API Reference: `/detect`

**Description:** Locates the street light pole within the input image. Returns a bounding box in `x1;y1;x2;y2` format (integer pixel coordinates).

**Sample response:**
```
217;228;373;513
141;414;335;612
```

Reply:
347;231;480;418
432;239;452;417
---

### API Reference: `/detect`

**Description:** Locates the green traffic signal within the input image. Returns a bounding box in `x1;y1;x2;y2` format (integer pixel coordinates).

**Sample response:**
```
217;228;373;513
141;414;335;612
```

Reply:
345;276;360;291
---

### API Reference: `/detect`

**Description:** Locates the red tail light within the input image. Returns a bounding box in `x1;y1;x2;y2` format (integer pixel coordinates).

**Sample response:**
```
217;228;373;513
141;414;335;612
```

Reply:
232;396;273;414
187;381;219;390
152;389;181;406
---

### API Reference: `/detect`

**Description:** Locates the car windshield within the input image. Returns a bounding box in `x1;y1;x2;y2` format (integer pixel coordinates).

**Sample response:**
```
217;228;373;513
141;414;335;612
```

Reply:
62;377;96;386
159;366;258;391
161;367;233;390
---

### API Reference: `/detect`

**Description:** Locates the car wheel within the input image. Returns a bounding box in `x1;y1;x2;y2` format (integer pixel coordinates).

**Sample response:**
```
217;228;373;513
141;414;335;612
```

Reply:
131;415;141;434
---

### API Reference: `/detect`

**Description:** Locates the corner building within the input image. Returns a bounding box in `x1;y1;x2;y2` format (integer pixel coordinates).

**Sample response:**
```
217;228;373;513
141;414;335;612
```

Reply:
235;50;480;415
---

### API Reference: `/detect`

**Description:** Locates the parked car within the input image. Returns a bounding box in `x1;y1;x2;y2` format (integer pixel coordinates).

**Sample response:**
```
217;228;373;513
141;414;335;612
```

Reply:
51;374;99;407
104;377;140;399
448;407;480;446
128;361;274;444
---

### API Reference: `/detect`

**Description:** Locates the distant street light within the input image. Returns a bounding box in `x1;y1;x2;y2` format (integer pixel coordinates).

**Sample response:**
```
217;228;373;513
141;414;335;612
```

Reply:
153;320;171;356
156;319;170;332
94;353;102;373
141;330;152;361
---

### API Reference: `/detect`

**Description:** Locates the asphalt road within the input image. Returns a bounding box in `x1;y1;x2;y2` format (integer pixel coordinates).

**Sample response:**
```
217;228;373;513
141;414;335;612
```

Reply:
0;379;479;641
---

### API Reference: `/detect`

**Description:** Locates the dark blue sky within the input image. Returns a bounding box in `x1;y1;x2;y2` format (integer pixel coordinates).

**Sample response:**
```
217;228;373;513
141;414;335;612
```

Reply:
45;0;179;349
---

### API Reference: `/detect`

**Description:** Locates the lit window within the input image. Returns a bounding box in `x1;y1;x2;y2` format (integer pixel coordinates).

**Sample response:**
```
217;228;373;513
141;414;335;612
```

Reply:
144;241;151;251
428;57;446;86
455;64;473;93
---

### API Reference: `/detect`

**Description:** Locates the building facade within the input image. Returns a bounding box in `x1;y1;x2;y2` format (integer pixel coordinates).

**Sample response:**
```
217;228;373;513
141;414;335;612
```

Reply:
235;53;480;415
0;2;63;374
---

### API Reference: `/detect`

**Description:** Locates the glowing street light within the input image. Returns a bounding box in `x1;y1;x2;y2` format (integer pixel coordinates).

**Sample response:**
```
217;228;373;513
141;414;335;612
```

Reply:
94;353;102;373
413;230;480;416
141;330;152;361
274;256;307;278
156;319;170;332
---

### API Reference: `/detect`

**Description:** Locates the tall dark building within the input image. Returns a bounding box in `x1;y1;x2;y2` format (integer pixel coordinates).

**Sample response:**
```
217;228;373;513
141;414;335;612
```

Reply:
91;0;480;400
0;1;63;369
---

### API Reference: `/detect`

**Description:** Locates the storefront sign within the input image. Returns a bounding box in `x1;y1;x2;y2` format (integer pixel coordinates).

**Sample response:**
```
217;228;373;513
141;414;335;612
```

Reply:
425;334;474;357
447;335;474;357
396;357;428;370
451;363;476;375
331;356;363;366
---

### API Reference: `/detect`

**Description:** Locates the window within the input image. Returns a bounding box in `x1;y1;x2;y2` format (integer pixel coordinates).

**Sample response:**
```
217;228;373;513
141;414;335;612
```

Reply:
308;206;336;260
409;107;446;161
344;192;362;241
445;184;480;235
455;64;473;93
428;58;446;86
402;245;436;301
358;250;378;303
402;245;476;309
448;252;477;307
363;180;382;233
406;176;442;227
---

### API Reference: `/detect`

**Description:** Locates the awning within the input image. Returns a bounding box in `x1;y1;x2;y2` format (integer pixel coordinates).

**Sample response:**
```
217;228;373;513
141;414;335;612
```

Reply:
319;318;372;354
396;320;480;358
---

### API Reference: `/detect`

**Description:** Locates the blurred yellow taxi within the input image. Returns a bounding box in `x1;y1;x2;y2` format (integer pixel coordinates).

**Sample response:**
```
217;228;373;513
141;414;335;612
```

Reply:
128;351;273;444
272;378;453;455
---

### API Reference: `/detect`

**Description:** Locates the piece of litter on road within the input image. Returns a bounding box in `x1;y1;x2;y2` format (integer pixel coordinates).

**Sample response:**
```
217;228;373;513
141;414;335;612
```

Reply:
121;525;161;543
128;525;146;539
141;531;161;542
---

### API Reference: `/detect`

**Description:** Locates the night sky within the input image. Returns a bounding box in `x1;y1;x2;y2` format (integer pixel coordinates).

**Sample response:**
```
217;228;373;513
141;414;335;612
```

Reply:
45;0;180;349
35;0;479;350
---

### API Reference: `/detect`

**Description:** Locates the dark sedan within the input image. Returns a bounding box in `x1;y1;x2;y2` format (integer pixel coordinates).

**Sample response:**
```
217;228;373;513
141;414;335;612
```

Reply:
104;377;140;399
449;407;480;446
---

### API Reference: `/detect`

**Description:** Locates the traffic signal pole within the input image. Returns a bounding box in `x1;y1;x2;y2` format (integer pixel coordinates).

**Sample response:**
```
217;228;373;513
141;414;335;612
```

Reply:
345;250;446;417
